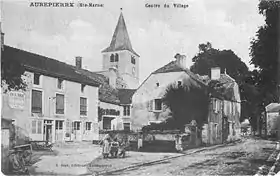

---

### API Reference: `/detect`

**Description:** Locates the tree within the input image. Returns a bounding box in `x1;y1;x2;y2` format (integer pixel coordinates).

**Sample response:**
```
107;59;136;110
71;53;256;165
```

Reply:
250;1;280;106
142;84;209;131
190;42;260;130
1;48;27;92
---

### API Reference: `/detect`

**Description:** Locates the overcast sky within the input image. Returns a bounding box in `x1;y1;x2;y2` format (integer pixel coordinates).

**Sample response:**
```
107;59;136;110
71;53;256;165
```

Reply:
2;0;264;82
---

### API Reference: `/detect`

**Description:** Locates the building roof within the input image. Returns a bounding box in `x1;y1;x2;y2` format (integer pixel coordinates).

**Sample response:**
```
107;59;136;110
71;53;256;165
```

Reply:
2;45;100;87
74;68;121;104
266;103;280;112
153;60;207;87
266;103;280;113
101;12;139;57
201;74;237;101
118;89;136;104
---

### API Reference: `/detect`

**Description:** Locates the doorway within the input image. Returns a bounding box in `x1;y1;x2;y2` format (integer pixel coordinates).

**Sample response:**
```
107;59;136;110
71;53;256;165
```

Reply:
222;117;229;143
72;121;81;141
44;120;53;142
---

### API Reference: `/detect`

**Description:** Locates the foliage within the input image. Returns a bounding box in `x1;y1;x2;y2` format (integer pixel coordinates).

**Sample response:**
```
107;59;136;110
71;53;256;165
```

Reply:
143;84;209;131
98;107;120;121
1;49;27;92
190;41;261;129
250;1;280;107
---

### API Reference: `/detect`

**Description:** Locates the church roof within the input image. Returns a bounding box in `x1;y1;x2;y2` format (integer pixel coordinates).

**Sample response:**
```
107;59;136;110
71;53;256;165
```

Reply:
102;12;139;57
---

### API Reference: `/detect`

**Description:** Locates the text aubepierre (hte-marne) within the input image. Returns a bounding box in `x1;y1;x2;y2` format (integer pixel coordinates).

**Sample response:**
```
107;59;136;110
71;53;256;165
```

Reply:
30;2;104;8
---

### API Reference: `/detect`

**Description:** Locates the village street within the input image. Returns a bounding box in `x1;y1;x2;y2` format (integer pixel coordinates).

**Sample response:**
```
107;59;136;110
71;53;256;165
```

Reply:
95;138;278;176
28;142;102;176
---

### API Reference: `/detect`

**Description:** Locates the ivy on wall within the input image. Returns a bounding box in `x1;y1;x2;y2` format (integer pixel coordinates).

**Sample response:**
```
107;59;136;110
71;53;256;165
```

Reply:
98;107;120;121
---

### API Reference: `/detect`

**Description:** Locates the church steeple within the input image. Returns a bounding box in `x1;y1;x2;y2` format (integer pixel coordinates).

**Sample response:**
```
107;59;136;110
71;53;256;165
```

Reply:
102;11;139;57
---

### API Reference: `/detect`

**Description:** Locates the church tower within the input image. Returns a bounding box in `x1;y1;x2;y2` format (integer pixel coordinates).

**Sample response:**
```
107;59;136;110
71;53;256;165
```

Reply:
101;11;140;89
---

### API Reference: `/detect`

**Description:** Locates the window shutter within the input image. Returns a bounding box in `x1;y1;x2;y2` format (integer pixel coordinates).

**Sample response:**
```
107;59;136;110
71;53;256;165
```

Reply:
151;100;154;111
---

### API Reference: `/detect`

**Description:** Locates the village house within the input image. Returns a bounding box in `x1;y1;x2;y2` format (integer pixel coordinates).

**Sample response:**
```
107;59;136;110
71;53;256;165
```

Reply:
1;11;139;141
131;54;207;131
201;67;241;145
265;103;280;137
131;54;241;145
1;45;101;144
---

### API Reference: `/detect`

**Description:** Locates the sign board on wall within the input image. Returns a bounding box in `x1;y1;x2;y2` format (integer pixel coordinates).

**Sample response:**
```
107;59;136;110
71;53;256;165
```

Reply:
8;91;25;109
1;129;10;147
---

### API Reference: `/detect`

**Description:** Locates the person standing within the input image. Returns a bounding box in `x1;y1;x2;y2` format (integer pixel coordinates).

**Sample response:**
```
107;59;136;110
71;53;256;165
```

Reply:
137;134;143;151
102;134;110;158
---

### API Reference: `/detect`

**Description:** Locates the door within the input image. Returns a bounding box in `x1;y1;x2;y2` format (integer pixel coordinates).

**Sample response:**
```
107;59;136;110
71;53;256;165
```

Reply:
82;121;92;141
45;125;52;142
72;121;81;141
55;120;64;142
44;120;53;142
222;117;229;143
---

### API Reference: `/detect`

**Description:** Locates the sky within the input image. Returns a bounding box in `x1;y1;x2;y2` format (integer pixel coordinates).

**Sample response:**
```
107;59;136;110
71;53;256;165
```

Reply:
1;0;265;82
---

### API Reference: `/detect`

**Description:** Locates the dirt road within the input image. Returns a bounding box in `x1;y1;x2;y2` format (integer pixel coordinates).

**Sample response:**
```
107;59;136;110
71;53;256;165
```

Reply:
100;138;275;176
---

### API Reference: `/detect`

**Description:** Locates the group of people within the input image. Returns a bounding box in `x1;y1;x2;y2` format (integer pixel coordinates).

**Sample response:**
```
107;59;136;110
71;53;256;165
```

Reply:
101;134;127;159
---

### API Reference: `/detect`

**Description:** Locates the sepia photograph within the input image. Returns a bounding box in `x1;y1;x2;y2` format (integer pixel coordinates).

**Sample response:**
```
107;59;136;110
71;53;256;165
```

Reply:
0;0;280;175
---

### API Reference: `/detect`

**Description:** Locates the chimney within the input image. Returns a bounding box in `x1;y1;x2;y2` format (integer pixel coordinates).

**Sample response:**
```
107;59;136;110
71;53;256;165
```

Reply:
108;66;117;88
174;53;186;69
210;67;221;80
75;56;82;69
1;32;3;51
0;22;4;51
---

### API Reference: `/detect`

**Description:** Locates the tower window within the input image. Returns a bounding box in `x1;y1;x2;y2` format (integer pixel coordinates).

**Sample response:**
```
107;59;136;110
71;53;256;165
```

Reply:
115;54;119;62
178;81;182;87
131;56;136;64
110;54;114;62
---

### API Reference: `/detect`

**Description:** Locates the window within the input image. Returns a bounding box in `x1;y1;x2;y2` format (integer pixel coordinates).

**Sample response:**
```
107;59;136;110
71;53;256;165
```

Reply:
214;124;218;138
232;122;236;136
31;120;42;134
154;99;162;111
156;83;160;87
33;73;41;85
80;97;87;116
31;90;42;113
213;99;219;113
110;54;114;62
73;122;80;130
57;79;64;89
115;54;119;62
131;56;136;64
132;67;135;76
37;120;42;134
56;94;65;114
32;120;36;134
123;105;130;116
55;120;63;130
86;122;91;130
81;84;86;93
123;123;130;131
